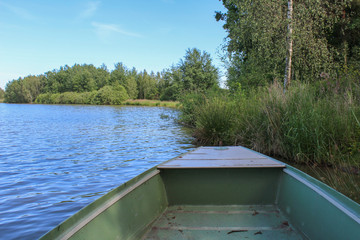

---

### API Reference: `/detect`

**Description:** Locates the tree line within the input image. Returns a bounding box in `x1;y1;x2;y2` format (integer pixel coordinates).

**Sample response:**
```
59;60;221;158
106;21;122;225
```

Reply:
216;0;360;92
4;48;219;104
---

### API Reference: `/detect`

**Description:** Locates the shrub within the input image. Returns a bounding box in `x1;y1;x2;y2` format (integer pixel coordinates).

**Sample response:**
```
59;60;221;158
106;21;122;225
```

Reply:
194;96;237;145
35;87;129;105
178;92;207;126
94;85;129;105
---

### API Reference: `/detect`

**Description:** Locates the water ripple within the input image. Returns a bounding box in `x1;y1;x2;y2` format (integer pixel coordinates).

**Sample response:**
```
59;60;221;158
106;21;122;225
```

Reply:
0;104;194;239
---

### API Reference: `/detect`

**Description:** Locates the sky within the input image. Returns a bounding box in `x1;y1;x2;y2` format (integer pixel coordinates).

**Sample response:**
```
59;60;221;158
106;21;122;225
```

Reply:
0;0;228;90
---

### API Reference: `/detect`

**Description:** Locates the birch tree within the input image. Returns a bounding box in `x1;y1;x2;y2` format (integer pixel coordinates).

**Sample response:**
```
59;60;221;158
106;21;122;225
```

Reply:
284;0;293;90
216;0;357;91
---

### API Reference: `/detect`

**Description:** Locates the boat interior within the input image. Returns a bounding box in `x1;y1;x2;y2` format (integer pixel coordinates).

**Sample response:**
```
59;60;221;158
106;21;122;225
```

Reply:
41;147;360;240
142;166;304;239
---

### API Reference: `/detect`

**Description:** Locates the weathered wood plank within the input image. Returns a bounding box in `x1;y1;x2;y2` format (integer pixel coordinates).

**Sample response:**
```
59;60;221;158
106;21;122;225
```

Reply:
158;147;285;169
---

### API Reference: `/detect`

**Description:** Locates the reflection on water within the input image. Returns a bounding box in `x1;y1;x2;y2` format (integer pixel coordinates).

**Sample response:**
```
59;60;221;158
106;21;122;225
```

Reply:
0;104;194;239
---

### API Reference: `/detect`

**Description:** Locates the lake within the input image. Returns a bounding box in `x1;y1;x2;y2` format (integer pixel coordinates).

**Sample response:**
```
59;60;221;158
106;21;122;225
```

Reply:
0;104;194;239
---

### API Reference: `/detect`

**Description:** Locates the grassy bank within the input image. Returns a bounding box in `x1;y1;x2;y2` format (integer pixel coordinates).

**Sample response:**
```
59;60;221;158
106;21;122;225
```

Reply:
180;82;360;165
123;99;179;108
34;90;180;108
179;81;360;201
27;89;180;108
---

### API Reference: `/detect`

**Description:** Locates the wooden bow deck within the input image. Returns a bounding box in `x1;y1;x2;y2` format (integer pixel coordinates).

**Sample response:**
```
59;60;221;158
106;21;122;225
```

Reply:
158;146;286;169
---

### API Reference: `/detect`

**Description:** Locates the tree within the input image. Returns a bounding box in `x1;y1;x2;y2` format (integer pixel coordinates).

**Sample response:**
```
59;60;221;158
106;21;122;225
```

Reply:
136;70;158;99
159;68;181;101
95;85;128;105
328;0;360;68
216;0;287;90
0;87;5;99
72;69;96;92
110;62;127;86
216;0;359;90
284;0;293;90
4;75;43;103
125;75;138;99
178;48;219;92
22;75;43;103
86;64;110;90
110;63;138;99
4;78;26;103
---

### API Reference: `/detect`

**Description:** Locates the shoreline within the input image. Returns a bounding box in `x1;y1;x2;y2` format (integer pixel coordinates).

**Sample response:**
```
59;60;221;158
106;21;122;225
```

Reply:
1;99;180;108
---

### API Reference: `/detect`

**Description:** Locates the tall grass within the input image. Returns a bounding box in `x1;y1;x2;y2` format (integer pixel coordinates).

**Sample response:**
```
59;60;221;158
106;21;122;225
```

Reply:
193;96;237;145
251;82;359;165
180;81;360;165
179;81;360;201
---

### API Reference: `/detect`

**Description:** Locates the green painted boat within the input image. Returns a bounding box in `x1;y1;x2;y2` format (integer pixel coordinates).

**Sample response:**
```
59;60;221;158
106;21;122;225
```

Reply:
40;146;360;240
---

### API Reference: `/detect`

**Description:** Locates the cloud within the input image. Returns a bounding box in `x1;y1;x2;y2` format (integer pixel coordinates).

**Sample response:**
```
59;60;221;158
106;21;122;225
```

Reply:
0;1;35;20
92;22;142;39
79;1;100;19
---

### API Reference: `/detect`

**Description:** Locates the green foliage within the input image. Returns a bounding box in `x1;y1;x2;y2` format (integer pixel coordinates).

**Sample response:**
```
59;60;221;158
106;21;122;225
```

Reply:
216;0;287;89
110;62;138;99
43;64;107;93
180;82;360;165
95;85;129;105
4;49;220;104
72;69;96;92
158;67;182;101
36;86;128;105
123;99;178;108
251;83;359;165
217;0;360;90
110;62;127;86
178;92;207;126
157;48;220;101
160;84;180;101
193;96;237;145
179;48;219;92
0;87;5;100
124;75;138;99
136;70;159;99
4;80;23;103
4;75;43;103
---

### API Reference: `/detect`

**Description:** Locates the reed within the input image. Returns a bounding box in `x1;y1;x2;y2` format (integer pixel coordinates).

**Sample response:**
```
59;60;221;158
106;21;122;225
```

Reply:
193;96;237;145
180;81;360;165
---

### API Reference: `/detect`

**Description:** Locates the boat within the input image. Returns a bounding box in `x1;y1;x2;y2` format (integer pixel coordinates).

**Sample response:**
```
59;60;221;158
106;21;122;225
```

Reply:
40;146;360;239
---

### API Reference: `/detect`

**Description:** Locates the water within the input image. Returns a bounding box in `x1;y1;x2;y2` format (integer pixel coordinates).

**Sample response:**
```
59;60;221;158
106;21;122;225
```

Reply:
0;104;194;239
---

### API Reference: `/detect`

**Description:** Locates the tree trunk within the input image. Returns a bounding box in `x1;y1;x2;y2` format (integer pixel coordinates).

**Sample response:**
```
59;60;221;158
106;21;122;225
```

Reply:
284;0;293;91
342;9;348;67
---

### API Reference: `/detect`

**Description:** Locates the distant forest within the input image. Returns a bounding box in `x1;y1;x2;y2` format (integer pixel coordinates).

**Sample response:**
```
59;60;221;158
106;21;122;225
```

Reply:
4;0;360;104
3;48;219;105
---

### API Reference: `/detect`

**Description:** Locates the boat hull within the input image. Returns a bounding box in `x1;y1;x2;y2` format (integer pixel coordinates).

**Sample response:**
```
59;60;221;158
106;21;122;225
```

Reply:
40;147;360;240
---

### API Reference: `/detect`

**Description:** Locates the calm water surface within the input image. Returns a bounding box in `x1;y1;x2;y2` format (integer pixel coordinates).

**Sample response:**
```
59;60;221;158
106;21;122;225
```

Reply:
0;104;194;239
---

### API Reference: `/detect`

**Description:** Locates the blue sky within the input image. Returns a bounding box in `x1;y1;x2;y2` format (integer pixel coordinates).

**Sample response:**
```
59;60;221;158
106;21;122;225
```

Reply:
0;0;227;89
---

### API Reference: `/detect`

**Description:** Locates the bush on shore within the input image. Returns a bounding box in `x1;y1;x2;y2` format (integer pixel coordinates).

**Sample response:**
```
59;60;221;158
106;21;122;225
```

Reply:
35;85;128;105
